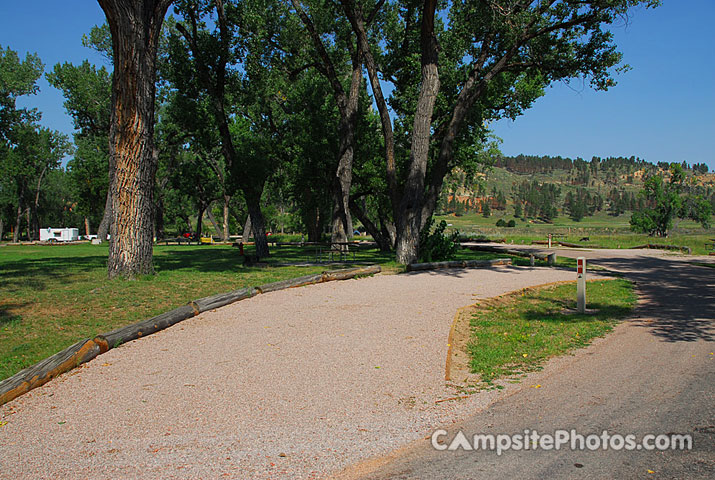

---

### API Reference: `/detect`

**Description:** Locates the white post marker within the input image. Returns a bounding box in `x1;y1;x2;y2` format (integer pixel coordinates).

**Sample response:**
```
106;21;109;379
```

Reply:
577;256;586;313
548;233;552;249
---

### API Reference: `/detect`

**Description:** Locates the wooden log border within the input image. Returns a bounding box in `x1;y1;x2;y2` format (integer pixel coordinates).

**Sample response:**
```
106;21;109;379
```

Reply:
0;265;381;406
406;258;512;272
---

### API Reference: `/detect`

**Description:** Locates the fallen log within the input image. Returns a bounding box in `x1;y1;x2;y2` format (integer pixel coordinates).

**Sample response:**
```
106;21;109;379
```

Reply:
630;243;691;254
407;260;465;271
322;265;381;282
102;305;197;349
557;241;584;248
462;244;549;260
190;287;256;314
255;273;325;294
407;258;511;272
0;338;102;406
465;258;512;268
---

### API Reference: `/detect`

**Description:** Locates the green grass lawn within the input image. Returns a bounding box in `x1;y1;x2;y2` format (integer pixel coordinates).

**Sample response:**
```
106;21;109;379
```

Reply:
466;279;636;385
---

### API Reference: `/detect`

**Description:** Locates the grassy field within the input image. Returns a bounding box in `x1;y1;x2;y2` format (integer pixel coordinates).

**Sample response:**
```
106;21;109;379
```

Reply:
436;211;715;255
465;279;636;386
0;241;523;381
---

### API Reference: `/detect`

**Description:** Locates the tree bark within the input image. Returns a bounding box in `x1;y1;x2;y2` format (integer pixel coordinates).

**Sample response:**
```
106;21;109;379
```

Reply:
97;188;112;241
206;205;222;238
195;205;205;239
349;197;392;252
242;213;252;240
25;207;31;242
31;165;48;241
0;218;4;242
222;194;231;242
153;196;164;240
84;217;91;237
13;201;22;243
245;189;269;258
98;0;172;278
394;0;439;265
305;205;321;243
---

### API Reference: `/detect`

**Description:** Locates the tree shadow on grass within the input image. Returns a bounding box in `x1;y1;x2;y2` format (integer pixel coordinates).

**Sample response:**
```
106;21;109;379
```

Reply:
522;301;634;324
0;303;27;326
153;247;244;273
0;254;108;292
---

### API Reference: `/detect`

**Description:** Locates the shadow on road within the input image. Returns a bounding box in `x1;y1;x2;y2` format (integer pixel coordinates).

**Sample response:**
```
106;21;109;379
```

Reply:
588;255;714;342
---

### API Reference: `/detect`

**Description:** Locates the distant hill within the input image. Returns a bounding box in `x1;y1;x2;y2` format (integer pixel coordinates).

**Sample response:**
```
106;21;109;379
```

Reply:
438;155;715;222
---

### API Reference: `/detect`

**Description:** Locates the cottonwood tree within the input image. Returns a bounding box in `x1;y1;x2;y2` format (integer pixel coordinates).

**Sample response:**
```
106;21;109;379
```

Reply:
339;0;658;264
0;45;43;240
288;0;371;249
630;164;712;237
169;0;290;258
2;124;71;241
0;46;71;241
97;0;174;278
47;60;112;237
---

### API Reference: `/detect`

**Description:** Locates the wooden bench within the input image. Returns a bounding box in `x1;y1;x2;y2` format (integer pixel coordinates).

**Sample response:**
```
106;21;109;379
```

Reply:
160;237;195;246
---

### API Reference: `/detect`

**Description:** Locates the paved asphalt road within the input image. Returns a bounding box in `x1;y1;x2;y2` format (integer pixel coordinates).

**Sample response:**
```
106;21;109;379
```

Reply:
338;249;714;480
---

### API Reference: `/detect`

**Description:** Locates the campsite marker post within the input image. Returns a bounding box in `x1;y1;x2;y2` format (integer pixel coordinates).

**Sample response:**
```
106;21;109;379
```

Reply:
577;257;586;313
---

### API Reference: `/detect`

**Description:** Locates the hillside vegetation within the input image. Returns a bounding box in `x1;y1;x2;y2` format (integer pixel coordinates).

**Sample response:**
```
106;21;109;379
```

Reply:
435;155;714;253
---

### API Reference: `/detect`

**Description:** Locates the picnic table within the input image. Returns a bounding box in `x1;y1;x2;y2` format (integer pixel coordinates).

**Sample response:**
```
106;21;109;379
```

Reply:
310;242;360;263
160;237;197;246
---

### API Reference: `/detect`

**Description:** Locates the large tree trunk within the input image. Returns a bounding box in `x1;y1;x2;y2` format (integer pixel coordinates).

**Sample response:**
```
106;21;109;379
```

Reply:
153;197;164;240
25;207;31;242
242;213;252;240
222;194;231;242
13;202;22;243
0;218;4;242
98;0;172;278
244;188;269;258
195;205;205;240
97;188;112;241
304;205;321;243
395;0;439;265
349;197;392;252
84;217;91;237
30;205;40;241
328;51;361;251
206;205;222;238
31;166;48;241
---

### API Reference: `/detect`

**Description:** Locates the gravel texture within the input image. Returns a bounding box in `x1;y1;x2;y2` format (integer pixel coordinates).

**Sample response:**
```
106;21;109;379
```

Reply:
0;265;577;479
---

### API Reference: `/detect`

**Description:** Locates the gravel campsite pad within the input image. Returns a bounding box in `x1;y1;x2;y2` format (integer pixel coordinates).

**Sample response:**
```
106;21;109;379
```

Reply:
0;265;578;479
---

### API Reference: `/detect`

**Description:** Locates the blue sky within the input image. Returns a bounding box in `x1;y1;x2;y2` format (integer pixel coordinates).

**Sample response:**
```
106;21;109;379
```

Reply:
1;1;714;170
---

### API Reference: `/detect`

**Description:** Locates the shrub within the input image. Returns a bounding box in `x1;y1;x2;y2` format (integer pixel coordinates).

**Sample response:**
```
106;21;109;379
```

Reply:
419;218;460;262
507;219;516;228
496;219;506;227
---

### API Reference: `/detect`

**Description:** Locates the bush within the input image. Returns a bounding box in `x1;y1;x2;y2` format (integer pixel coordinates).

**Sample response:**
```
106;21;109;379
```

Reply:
507;219;516;228
496;219;506;227
419;218;460;262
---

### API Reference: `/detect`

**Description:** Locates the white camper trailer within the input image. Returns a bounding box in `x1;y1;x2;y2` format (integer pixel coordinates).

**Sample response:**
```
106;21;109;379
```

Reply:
39;228;79;242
